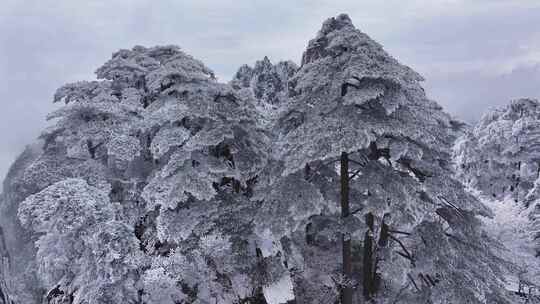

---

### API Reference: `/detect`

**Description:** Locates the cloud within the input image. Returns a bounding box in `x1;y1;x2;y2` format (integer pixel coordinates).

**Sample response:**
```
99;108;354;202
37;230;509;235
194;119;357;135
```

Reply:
424;63;540;122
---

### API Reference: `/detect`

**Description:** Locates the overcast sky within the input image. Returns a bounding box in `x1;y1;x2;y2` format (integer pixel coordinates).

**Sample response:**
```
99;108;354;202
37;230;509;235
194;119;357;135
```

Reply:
1;0;539;184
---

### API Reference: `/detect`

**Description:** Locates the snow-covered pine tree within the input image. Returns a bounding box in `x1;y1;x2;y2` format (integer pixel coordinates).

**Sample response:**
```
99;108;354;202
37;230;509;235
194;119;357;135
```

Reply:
0;69;146;302
455;98;540;300
126;46;273;303
230;56;297;109
18;178;141;303
0;14;522;304
455;98;540;203
0;46;155;303
265;14;511;304
0;45;274;304
230;56;298;129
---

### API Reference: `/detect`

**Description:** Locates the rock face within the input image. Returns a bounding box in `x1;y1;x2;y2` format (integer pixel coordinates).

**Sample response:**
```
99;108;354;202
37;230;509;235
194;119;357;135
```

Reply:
0;143;43;304
230;56;297;109
0;225;11;304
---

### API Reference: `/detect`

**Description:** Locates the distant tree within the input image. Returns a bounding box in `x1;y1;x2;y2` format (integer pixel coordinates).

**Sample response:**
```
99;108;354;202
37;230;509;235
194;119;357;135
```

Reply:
455;98;540;203
230;56;297;107
230;56;297;123
455;99;540;301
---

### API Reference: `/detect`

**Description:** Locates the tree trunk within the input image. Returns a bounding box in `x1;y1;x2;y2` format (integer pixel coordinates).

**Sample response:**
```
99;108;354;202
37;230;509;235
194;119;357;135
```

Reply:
363;213;375;300
340;152;353;304
378;217;389;247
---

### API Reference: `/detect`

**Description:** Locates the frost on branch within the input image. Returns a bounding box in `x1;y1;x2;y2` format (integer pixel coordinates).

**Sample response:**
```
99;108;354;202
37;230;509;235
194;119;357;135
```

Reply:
269;13;512;303
141;56;268;213
455;99;540;298
18;179;140;304
253;173;327;238
44;80;142;163
149;126;190;159
455;98;540;203
0;14;523;304
231;56;297;111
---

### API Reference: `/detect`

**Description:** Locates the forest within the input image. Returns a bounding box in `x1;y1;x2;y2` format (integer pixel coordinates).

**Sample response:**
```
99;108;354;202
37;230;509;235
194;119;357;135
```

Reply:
0;13;539;304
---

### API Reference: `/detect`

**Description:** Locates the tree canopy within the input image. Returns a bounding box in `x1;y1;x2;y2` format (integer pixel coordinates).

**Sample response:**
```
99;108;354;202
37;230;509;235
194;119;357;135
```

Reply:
0;13;527;304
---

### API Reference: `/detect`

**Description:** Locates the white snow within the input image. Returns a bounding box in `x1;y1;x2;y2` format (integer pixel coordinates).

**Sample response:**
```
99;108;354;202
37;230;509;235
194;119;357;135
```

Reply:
257;228;281;257
477;189;540;289
263;275;295;304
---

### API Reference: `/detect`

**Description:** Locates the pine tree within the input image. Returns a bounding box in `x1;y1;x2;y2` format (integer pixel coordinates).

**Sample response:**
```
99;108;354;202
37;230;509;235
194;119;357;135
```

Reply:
455;98;540;300
18;178;141;303
455;98;540;203
230;56;297;108
1;45;273;303
272;14;511;303
0;14;521;304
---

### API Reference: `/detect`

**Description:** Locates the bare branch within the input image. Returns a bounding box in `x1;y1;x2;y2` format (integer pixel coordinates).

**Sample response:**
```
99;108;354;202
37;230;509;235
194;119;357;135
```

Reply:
389;230;411;236
350;208;363;216
396;251;413;262
349;159;366;168
305;157;340;182
390;235;414;265
425;274;436;287
438;196;466;218
407;274;420;292
349;168;363;179
418;274;431;288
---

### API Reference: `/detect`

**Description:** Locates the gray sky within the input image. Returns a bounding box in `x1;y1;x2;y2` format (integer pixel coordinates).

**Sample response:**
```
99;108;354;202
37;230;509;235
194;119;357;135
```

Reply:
1;0;539;184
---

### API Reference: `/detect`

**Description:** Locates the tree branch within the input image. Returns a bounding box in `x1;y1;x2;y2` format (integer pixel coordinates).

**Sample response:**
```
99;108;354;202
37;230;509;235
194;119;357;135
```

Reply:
389;230;411;236
425;274;436;287
396;251;414;262
390;235;414;265
407;274;420;292
398;159;430;182
444;233;483;251
437;195;465;218
349;159;367;168
349;168;363;179
418;274;431;288
305;157;340;181
350;207;363;216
